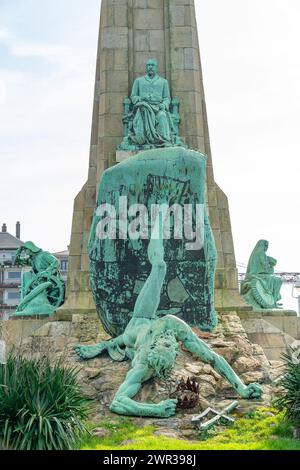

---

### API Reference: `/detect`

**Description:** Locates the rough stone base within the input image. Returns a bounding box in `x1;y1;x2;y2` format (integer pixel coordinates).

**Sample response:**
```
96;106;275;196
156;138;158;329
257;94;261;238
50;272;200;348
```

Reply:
1;310;279;440
53;307;97;322
0;315;50;347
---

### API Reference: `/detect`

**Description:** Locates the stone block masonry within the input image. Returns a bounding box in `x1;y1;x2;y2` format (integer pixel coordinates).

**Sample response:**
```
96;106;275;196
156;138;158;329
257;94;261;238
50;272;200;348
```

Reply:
63;0;244;315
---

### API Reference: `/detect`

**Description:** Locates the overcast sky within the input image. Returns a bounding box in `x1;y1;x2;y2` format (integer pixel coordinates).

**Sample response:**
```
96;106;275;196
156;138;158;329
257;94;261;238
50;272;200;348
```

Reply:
0;0;299;278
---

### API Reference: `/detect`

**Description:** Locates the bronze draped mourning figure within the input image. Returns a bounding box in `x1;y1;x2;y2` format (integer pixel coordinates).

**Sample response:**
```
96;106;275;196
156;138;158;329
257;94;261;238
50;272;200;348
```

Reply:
241;240;282;309
12;241;65;316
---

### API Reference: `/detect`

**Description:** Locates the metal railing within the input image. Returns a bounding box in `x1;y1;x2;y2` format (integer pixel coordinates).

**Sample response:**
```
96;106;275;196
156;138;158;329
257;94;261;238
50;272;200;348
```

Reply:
238;272;300;284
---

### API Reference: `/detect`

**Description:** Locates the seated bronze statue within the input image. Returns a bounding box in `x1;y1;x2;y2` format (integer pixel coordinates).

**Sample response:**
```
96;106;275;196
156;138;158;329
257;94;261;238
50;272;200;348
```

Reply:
119;59;185;150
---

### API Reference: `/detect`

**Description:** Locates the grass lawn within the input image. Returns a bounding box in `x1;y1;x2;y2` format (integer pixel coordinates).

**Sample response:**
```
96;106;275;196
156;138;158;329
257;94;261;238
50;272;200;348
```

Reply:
79;408;300;451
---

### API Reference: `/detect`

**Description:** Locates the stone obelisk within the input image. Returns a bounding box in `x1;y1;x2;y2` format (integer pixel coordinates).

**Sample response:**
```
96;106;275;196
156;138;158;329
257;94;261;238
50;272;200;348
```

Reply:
63;0;243;316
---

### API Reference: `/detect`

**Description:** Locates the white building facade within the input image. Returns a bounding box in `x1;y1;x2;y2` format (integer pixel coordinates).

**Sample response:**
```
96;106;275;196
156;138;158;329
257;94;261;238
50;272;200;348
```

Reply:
0;223;23;319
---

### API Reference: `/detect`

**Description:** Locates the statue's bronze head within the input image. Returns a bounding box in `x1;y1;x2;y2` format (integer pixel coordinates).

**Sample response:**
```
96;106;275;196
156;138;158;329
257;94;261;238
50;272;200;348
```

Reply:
147;330;178;379
146;59;158;77
257;239;269;252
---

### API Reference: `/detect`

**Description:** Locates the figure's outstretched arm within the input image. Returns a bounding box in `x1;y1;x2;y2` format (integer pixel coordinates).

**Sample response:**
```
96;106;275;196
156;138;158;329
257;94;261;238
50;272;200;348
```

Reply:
75;335;125;361
110;362;177;418
167;316;262;399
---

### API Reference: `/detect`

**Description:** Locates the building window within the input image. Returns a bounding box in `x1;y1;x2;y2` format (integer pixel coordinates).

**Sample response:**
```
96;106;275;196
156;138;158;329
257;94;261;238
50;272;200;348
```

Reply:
1;252;13;259
61;260;68;271
7;292;20;300
8;271;21;279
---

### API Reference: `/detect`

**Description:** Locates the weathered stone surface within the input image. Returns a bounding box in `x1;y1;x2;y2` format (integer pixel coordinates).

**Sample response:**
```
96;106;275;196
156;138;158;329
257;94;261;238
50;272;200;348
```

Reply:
199;383;215;398
181;429;195;438
184;48;199;70
198;396;211;411
184;5;197;27
170;6;185;26
120;439;137;446
202;364;222;381
85;367;102;379
147;0;161;8
103;27;128;49
149;30;165;51
134;30;149;51
232;356;261;375
52;337;68;353
240;311;300;361
49;322;71;337
216;379;234;393
154;430;180;439
114;50;128;71
184;363;203;375
91;428;109;438
153;418;180;429
240;371;264;385
114;5;127;27
133;0;147;8
32;323;50;337
197;374;217;387
209;343;239;364
134;9;164;30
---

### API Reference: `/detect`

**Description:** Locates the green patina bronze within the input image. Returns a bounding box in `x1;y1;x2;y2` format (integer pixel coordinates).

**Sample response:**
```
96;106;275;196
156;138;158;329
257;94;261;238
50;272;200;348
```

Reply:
119;59;185;150
89;146;217;336
241;240;283;310
76;219;262;418
12;241;65;316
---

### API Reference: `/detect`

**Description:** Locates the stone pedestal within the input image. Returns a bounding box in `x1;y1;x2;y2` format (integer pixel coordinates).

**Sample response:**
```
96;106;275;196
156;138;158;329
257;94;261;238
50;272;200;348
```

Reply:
239;309;300;360
65;0;246;317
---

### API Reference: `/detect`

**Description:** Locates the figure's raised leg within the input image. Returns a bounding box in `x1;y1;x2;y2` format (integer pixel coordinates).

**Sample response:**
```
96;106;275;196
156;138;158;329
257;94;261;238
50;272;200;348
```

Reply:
133;212;167;320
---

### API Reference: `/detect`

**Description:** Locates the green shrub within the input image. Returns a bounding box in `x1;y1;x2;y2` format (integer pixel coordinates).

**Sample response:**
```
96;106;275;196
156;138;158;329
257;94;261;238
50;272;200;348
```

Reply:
274;353;300;428
0;353;91;450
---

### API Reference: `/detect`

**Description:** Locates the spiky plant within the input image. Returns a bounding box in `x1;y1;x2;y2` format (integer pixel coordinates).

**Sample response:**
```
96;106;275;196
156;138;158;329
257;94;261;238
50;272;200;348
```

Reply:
274;353;300;428
0;353;91;450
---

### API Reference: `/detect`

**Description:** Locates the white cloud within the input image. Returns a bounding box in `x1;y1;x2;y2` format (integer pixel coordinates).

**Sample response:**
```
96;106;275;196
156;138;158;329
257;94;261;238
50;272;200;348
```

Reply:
0;23;77;62
10;43;72;59
0;65;94;139
0;80;6;104
0;27;10;41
